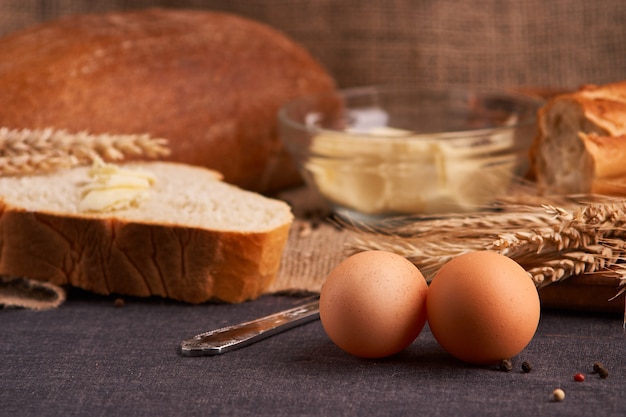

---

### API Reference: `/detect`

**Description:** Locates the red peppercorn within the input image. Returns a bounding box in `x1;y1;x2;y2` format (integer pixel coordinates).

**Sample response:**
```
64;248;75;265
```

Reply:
573;373;585;382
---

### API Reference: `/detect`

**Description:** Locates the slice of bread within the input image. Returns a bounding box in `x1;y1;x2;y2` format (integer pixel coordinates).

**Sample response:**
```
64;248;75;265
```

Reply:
529;81;626;195
0;162;293;303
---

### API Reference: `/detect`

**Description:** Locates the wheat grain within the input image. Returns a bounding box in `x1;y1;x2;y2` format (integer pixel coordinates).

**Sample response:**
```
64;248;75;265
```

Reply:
343;196;626;289
0;127;170;176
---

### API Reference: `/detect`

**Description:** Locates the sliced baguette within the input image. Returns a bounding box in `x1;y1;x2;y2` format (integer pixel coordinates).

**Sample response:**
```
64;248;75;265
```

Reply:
529;81;626;195
0;162;293;303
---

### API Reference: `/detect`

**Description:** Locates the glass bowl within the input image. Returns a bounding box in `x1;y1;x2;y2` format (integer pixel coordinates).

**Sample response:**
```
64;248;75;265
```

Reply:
278;85;543;220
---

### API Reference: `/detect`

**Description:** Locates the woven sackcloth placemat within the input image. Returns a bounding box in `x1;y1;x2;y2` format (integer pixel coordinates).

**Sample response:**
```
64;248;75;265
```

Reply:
0;275;66;310
269;187;355;295
269;220;351;295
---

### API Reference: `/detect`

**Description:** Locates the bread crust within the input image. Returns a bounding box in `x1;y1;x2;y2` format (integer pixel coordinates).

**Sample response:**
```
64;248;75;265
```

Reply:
0;8;336;192
0;208;291;303
529;81;626;195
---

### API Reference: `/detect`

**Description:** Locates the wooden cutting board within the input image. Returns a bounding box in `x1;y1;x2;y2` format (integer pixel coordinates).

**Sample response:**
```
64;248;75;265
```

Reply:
538;274;624;314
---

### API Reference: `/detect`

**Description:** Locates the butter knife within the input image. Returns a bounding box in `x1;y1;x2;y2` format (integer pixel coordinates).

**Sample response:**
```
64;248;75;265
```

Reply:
180;299;320;356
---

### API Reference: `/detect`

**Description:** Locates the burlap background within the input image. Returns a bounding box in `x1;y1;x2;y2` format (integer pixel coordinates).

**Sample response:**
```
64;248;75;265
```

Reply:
1;0;625;91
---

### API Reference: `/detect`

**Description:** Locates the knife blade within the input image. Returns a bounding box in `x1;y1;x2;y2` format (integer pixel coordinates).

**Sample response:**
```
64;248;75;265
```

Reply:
180;298;320;357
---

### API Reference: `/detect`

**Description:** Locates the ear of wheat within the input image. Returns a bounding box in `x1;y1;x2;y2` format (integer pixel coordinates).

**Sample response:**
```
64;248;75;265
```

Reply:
342;196;626;298
0;127;170;176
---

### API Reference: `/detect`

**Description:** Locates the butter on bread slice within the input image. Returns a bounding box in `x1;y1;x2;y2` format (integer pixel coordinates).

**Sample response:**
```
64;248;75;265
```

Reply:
0;162;293;303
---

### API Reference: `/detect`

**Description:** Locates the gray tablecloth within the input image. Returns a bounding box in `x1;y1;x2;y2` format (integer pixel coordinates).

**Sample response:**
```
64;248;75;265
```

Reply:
1;291;624;417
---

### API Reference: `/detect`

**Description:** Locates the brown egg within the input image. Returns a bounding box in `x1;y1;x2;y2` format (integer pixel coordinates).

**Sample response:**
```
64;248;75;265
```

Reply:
426;251;540;365
319;250;429;358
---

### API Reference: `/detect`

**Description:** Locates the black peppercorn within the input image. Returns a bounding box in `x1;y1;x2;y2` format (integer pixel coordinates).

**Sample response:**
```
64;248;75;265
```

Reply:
521;361;532;373
592;362;609;378
592;362;604;373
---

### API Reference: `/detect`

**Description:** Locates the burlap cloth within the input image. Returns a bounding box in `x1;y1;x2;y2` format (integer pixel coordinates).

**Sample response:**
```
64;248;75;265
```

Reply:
2;0;626;90
269;187;355;295
2;0;626;308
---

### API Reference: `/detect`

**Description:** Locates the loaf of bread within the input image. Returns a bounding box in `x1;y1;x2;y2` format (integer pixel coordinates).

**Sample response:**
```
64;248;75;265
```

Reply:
0;162;293;303
0;8;336;193
529;81;626;195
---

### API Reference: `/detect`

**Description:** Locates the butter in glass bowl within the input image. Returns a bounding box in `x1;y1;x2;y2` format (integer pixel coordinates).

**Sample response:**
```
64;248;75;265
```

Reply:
279;86;543;219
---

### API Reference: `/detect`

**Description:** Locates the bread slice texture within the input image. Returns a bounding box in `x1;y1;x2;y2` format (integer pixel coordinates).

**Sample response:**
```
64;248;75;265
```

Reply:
0;162;293;303
530;81;626;195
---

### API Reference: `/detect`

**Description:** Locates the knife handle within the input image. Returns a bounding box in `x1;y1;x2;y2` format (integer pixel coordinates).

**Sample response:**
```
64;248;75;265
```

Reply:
180;299;320;356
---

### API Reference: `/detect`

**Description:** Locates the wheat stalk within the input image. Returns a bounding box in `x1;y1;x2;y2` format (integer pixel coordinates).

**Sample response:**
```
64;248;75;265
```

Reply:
0;127;170;175
343;198;626;294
